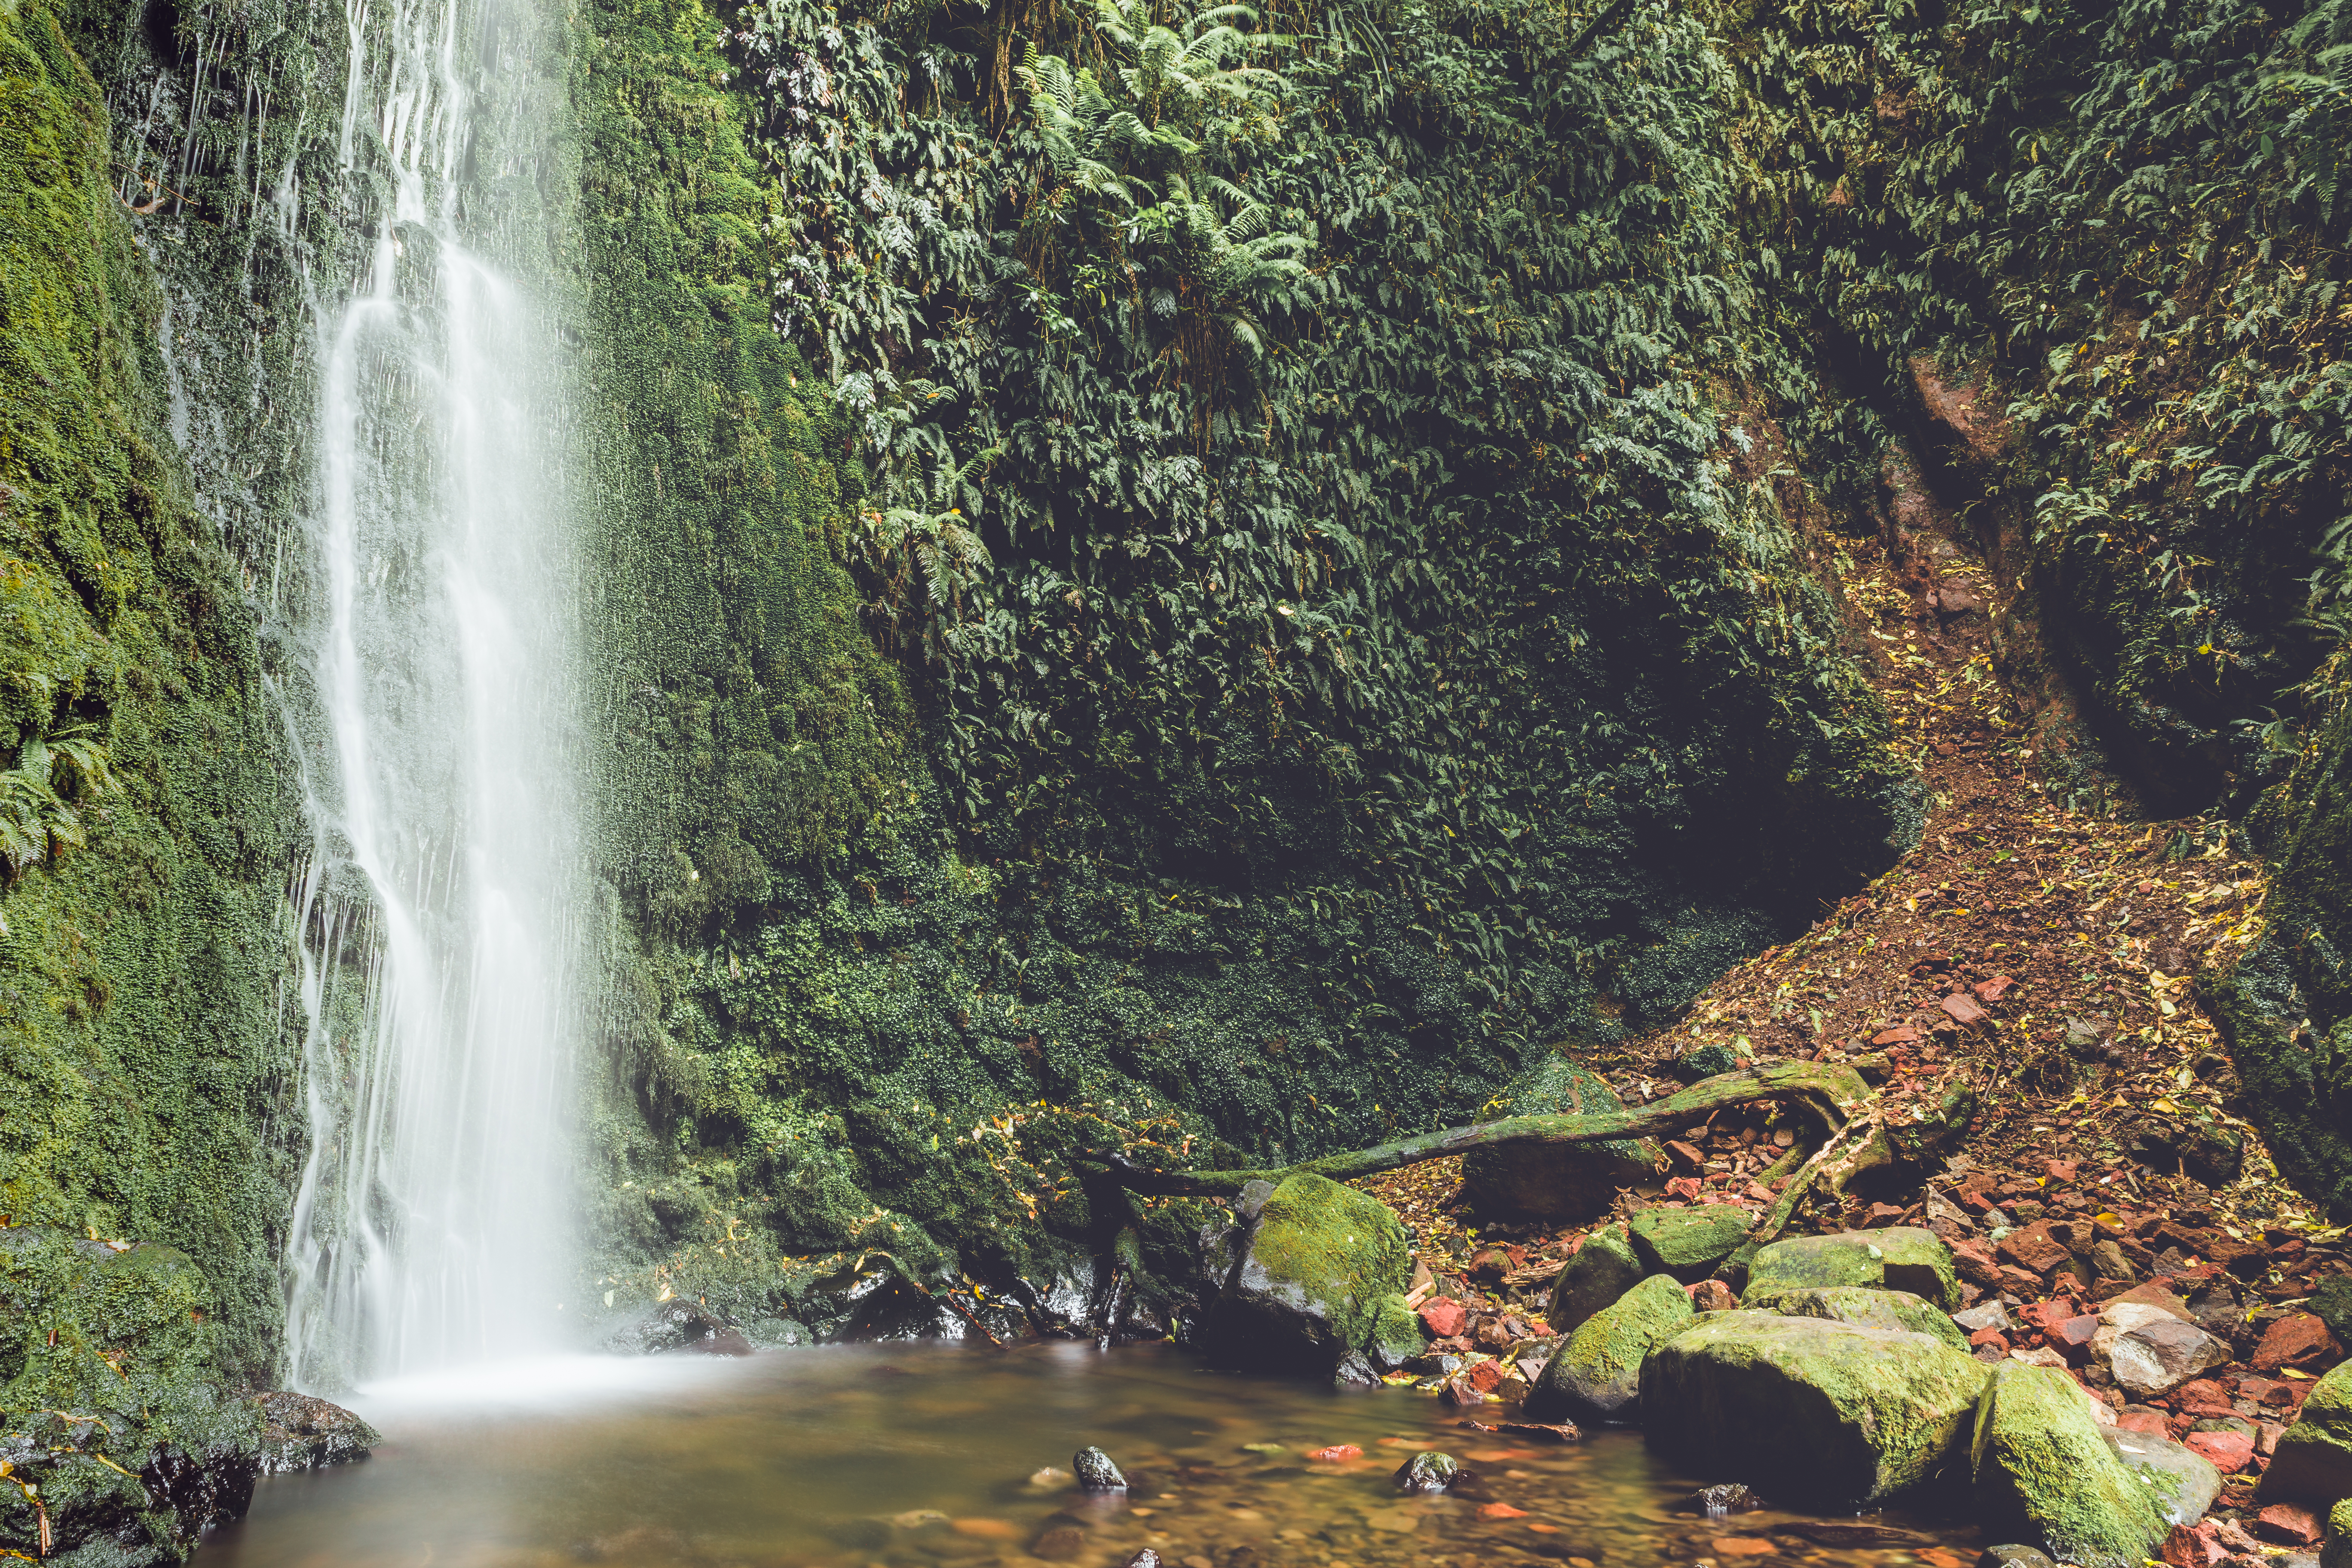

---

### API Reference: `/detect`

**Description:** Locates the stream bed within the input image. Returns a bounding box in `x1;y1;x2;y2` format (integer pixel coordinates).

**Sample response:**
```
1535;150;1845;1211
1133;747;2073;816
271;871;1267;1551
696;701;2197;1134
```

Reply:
196;1344;1983;1568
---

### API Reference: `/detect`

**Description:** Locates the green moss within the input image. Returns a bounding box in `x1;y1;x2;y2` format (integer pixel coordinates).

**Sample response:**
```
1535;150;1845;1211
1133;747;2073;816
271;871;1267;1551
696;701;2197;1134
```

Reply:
1629;1205;1754;1283
1547;1222;1644;1335
1646;1310;1991;1508
1770;1286;1967;1351
1970;1363;2168;1568
1742;1228;1960;1312
1525;1271;1694;1422
0;0;296;1400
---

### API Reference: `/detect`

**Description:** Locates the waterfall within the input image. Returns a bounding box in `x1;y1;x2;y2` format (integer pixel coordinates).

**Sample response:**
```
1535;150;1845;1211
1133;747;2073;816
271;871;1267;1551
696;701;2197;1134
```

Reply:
281;0;582;1387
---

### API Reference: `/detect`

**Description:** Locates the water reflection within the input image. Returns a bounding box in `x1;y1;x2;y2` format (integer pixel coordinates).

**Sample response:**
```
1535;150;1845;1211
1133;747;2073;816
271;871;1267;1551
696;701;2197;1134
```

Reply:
197;1344;1980;1568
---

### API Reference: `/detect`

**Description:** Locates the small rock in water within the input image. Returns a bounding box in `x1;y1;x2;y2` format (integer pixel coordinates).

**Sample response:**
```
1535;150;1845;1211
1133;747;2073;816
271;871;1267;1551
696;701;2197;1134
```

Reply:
253;1391;381;1474
1978;1547;2057;1568
1123;1553;1163;1568
1392;1450;1462;1494
1074;1446;1128;1491
1028;1466;1072;1489
1686;1482;1764;1516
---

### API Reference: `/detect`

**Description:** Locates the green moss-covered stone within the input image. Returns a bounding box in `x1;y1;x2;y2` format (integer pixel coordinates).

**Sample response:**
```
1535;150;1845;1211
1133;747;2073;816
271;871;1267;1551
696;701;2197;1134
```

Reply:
1524;1273;1694;1423
2324;1497;2352;1568
2259;1354;2352;1506
1202;1174;1411;1378
1548;1223;1644;1335
1643;1309;1991;1508
1368;1292;1426;1370
1743;1228;1960;1311
1629;1205;1752;1283
1461;1055;1662;1222
1970;1362;2171;1568
1770;1286;1967;1351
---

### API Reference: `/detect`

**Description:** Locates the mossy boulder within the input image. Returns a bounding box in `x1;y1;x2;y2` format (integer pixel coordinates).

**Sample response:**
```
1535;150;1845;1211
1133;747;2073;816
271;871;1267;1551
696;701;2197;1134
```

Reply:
1524;1273;1695;1424
1643;1309;1991;1508
1200;1173;1412;1379
1547;1223;1643;1334
2259;1354;2352;1506
2325;1497;2352;1568
1770;1286;1968;1351
1742;1228;1960;1311
1629;1205;1752;1283
1969;1362;2171;1568
1460;1055;1662;1223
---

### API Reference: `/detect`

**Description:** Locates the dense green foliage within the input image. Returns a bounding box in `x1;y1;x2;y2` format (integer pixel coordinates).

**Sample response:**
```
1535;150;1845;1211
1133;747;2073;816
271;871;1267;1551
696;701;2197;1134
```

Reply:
0;0;296;1388
565;0;1936;1325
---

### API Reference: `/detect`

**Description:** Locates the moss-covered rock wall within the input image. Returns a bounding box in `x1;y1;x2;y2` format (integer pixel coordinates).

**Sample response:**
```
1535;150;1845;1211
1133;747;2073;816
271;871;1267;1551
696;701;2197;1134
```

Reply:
0;0;297;1388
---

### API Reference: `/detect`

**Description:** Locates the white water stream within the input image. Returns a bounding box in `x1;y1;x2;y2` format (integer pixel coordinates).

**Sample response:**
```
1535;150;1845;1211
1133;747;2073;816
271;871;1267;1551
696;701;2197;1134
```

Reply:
281;0;582;1388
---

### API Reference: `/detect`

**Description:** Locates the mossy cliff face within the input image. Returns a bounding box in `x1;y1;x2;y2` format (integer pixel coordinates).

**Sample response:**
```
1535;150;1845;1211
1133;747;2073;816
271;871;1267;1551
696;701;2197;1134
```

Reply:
0;0;295;1388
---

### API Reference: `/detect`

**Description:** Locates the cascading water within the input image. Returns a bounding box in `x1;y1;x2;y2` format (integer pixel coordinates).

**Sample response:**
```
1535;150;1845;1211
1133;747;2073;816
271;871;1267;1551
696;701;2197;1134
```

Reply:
280;0;583;1388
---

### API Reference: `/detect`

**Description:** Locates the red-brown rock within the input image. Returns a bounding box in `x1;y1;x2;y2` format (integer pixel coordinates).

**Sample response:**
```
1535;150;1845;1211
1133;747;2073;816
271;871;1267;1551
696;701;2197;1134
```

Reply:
1997;1224;2072;1275
1464;1358;1505;1393
1949;1237;2002;1286
2184;1429;2256;1473
2173;1379;2236;1418
1665;1140;1705;1172
2254;1504;2322;1547
2115;1409;2171;1437
1939;993;1991;1030
1420;1298;1466;1338
1687;1280;1739;1313
2017;1298;2081;1335
1974;976;2016;1004
2252;1313;2340;1373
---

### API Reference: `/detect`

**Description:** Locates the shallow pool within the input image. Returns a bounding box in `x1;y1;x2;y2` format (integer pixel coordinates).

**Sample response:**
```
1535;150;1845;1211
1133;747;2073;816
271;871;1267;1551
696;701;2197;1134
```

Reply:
195;1344;1982;1568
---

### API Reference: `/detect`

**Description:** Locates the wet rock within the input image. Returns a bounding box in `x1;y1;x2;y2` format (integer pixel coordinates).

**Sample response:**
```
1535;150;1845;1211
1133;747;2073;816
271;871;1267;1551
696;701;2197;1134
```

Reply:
1459;1057;1663;1223
1392;1450;1462;1494
1628;1204;1752;1283
1547;1222;1643;1335
1200;1172;1412;1380
603;1299;752;1356
1980;1547;2058;1568
1074;1446;1127;1491
1644;1309;1990;1507
1970;1362;2169;1568
1741;1228;1960;1311
2104;1428;2222;1527
1687;1482;1766;1516
1123;1553;1165;1568
1768;1286;1969;1351
1523;1274;1694;1424
253;1392;380;1474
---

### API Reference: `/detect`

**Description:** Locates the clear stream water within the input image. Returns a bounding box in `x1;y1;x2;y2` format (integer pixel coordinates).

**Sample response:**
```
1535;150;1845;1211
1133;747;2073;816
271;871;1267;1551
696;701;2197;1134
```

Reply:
193;1345;1981;1568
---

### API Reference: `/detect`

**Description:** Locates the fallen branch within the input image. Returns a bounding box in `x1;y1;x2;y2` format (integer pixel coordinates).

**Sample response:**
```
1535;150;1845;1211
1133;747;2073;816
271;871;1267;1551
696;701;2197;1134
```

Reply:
1098;1061;1891;1212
